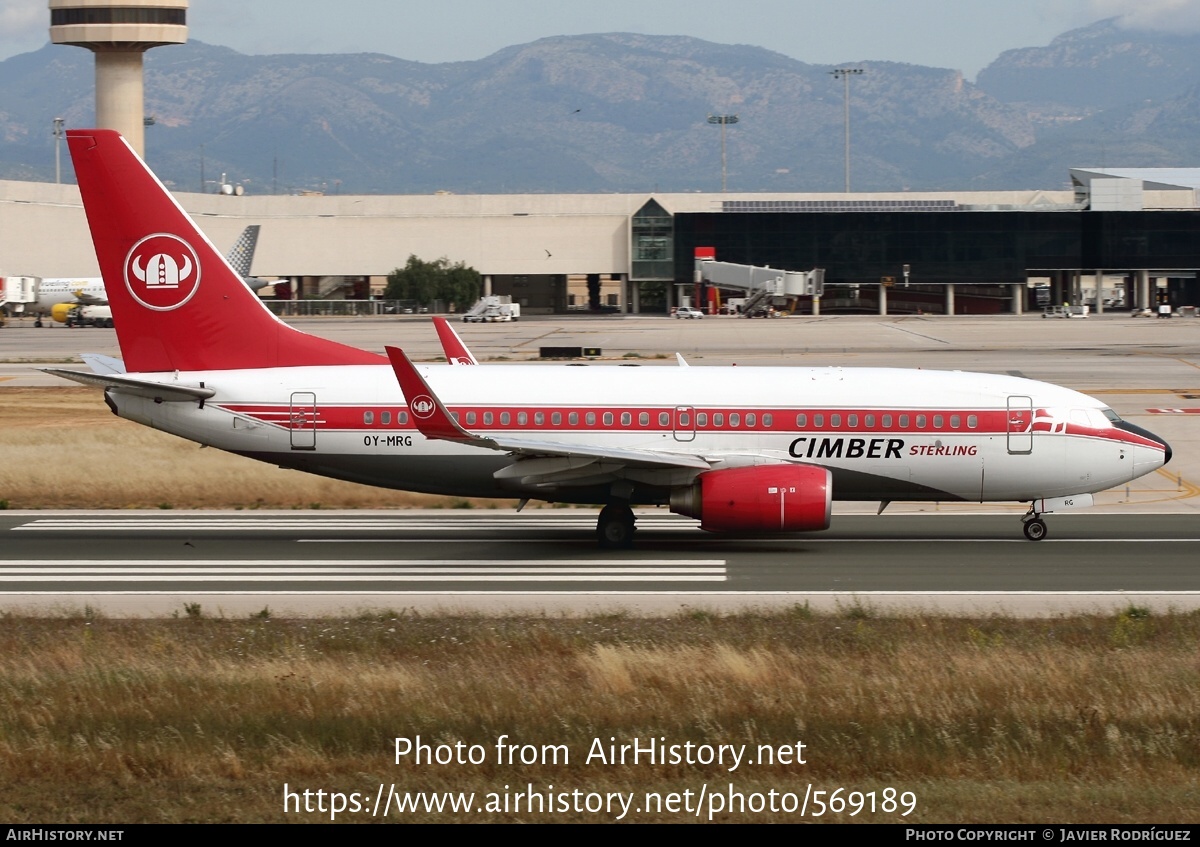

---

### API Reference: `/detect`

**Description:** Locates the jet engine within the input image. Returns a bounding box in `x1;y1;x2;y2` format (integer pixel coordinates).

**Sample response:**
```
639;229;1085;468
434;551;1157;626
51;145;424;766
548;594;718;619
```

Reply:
50;303;76;324
669;464;832;533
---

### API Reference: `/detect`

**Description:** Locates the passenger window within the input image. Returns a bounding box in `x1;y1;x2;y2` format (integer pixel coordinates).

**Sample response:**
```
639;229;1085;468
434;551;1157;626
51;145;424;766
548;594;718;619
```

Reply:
679;412;690;427
535;412;544;426
517;412;528;426
603;412;614;426
466;411;476;426
398;412;409;425
552;412;562;426
746;413;756;427
639;412;649;426
796;413;807;428
364;411;374;425
483;412;493;425
934;415;944;428
500;412;511;425
899;415;909;428
967;415;977;429
882;414;892;428
569;412;578;426
950;415;960;429
696;412;707;427
714;413;724;426
586;412;596;426
848;414;858;427
814;414;824;427
916;415;927;428
729;413;740;427
659;412;670;427
831;414;841;428
621;412;631;426
865;414;874;428
763;413;772;427
381;411;391;425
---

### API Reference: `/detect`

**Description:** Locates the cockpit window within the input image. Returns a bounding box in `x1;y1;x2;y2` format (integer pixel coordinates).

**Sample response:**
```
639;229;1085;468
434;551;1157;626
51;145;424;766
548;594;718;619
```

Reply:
1102;408;1121;423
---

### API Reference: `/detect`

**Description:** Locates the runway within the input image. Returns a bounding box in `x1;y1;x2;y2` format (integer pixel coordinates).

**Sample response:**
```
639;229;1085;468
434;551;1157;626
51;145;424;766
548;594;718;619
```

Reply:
3;510;1198;617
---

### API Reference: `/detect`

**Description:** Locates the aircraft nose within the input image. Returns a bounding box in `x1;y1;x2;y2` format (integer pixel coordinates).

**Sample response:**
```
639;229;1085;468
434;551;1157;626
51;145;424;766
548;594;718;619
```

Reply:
1117;420;1171;466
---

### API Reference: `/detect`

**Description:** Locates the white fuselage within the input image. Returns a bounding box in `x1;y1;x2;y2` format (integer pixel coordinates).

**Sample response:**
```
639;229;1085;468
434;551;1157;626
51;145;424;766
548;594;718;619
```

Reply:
105;363;1167;506
34;278;107;312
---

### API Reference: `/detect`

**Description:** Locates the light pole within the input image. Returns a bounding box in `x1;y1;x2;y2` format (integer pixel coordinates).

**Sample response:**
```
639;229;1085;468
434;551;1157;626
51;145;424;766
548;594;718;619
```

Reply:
707;114;739;192
52;117;65;184
829;68;863;193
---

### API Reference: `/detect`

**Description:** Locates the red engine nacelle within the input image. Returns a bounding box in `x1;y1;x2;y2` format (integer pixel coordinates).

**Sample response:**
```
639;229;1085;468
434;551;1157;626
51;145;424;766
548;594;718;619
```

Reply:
670;464;832;533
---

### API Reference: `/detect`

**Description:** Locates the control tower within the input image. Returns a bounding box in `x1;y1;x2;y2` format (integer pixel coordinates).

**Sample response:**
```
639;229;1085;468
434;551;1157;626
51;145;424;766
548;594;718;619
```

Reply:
49;1;188;157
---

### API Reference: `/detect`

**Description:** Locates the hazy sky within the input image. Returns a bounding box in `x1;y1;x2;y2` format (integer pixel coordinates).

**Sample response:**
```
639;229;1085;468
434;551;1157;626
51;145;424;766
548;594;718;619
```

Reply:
4;0;1199;79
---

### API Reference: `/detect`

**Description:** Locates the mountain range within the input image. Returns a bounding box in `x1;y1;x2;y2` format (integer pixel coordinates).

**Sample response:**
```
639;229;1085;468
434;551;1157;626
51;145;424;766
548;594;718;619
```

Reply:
1;18;1198;195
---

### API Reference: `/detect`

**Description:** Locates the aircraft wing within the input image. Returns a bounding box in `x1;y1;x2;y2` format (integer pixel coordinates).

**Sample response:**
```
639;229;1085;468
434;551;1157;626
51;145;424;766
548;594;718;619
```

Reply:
42;368;215;402
73;289;108;305
385;346;711;471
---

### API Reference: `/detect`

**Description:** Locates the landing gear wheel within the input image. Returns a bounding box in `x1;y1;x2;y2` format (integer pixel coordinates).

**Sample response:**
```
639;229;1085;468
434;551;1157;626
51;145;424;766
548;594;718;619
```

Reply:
597;504;635;549
1023;518;1048;541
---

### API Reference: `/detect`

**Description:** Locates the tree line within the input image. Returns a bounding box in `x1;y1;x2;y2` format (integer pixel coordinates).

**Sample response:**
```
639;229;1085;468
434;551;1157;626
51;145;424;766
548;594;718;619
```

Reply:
384;255;481;310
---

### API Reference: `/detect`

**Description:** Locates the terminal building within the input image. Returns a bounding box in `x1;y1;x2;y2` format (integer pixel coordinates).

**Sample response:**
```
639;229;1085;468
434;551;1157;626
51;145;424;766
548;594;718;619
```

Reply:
3;167;1200;317
6;2;1199;319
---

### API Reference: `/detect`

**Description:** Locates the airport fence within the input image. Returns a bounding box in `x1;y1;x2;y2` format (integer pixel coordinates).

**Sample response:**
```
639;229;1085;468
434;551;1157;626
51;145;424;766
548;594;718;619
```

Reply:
264;300;445;317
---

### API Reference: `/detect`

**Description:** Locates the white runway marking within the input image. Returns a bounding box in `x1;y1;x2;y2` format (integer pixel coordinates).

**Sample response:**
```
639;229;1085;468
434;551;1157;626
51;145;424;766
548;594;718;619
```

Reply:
12;517;696;530
0;559;726;583
13;518;1200;544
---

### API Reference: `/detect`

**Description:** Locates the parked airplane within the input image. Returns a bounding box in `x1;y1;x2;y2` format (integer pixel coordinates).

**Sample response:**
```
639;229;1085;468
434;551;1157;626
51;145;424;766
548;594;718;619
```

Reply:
48;129;1171;547
29;224;264;326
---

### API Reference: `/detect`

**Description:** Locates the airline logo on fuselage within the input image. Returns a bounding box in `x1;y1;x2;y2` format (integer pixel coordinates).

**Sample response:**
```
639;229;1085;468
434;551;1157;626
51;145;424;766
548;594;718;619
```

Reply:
124;233;201;311
789;437;904;460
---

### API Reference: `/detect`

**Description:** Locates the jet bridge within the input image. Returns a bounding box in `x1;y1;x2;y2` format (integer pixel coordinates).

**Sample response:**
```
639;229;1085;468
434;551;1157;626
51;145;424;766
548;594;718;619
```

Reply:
0;276;40;324
694;252;824;316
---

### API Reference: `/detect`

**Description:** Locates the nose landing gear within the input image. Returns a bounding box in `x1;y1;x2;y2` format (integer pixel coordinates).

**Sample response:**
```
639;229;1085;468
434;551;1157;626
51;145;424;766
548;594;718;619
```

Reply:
1022;513;1048;541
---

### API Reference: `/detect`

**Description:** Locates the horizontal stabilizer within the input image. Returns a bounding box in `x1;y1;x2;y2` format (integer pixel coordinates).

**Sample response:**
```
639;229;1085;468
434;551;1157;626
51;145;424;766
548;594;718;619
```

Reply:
80;353;127;374
42;368;215;402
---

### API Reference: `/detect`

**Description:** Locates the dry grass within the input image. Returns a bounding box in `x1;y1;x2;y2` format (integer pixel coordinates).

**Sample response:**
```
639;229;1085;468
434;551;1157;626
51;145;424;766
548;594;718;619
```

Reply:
0;387;510;509
0;608;1197;823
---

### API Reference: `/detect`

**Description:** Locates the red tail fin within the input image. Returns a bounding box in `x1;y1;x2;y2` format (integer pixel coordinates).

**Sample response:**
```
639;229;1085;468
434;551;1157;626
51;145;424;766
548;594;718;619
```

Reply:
66;130;384;372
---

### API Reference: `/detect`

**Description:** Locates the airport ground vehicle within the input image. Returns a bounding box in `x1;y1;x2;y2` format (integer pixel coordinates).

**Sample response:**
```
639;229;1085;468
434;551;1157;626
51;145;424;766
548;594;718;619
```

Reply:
674;306;705;319
63;304;113;328
462;296;520;322
49;129;1171;548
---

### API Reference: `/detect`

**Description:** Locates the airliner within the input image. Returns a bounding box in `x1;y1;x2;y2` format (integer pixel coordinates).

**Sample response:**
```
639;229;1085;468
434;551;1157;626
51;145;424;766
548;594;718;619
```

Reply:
29;224;264;326
48;129;1171;547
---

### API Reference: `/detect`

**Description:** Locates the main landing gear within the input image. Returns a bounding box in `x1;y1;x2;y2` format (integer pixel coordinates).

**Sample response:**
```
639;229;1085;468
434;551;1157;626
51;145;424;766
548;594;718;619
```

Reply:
597;503;636;549
1022;512;1048;541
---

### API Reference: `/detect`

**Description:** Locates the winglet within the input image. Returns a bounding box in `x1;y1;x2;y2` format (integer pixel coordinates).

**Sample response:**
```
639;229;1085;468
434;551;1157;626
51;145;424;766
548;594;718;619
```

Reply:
432;316;478;365
385;346;474;442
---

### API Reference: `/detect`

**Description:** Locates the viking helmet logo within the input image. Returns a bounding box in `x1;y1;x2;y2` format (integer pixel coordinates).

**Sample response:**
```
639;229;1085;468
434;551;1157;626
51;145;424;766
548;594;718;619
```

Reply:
411;396;436;419
123;233;202;311
131;252;193;290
